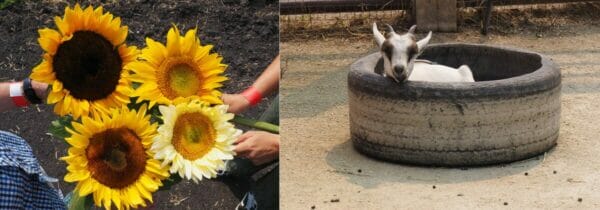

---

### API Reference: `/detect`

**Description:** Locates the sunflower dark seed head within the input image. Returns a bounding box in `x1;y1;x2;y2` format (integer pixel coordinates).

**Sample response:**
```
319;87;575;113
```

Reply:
86;127;146;188
53;31;122;101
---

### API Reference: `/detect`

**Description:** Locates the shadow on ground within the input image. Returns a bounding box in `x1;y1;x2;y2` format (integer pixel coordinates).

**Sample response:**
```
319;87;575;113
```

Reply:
325;140;550;189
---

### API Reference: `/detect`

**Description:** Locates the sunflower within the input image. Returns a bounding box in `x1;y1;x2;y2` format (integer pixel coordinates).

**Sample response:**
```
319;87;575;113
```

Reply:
128;26;228;107
152;100;241;182
30;4;137;119
62;105;169;210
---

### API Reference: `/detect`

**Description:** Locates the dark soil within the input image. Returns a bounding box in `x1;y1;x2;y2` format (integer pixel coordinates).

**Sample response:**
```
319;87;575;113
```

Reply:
0;0;278;209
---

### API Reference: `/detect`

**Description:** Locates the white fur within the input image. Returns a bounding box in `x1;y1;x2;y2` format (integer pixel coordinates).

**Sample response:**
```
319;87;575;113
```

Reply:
373;22;475;83
372;22;385;47
409;62;475;82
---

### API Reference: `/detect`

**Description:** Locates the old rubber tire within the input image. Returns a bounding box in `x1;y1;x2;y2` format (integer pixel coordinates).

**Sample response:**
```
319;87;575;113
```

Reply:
348;43;561;166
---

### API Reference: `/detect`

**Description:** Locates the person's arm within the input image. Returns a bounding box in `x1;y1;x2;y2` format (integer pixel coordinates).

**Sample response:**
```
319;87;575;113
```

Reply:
250;54;280;97
223;54;280;114
0;80;48;112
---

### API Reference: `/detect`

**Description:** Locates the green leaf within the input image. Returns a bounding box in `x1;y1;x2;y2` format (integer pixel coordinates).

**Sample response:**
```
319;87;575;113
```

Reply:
149;105;163;125
158;174;183;191
49;115;73;140
131;81;142;90
126;98;164;124
0;0;18;10
127;96;145;110
65;190;93;210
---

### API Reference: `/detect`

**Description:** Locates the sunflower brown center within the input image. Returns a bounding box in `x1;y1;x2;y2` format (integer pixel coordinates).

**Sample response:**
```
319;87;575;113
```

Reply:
157;58;203;99
53;31;122;101
172;112;216;160
86;127;146;189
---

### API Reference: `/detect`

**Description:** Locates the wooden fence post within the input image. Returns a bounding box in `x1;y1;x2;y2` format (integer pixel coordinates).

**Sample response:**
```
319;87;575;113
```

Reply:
413;0;457;32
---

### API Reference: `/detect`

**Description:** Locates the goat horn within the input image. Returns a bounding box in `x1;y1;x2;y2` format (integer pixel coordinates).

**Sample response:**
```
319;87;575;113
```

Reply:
385;24;395;34
372;22;385;47
408;25;417;34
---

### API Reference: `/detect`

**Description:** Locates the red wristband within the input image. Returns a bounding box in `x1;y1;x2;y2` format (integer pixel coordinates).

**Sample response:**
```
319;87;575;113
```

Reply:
241;86;263;106
9;83;28;107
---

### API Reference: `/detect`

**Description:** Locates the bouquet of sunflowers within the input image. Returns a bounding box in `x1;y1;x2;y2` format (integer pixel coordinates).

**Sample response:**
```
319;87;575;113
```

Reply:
31;4;276;210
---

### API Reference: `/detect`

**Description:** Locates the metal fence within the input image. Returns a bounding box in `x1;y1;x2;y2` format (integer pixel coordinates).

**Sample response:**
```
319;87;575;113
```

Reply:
280;0;600;37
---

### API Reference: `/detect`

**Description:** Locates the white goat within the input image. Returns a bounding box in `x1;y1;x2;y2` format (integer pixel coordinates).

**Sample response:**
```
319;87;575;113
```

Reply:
372;23;475;83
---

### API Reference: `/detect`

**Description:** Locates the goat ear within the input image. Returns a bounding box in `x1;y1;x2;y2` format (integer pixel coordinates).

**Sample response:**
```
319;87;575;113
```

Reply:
408;25;417;34
417;31;432;52
372;22;385;47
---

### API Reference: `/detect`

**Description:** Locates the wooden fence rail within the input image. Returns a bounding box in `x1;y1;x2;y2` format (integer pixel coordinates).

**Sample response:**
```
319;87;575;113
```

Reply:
281;0;600;33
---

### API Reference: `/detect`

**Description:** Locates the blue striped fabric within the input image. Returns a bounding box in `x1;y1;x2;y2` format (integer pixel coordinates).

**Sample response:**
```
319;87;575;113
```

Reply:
0;131;66;209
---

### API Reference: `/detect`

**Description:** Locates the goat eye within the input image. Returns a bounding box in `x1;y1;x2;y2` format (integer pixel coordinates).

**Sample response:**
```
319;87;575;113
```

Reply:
408;49;417;59
407;52;415;60
382;45;393;59
382;45;390;52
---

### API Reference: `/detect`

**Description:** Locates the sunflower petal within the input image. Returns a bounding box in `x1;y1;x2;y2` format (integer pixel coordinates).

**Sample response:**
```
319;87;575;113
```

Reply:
142;38;167;66
166;26;180;57
30;60;56;84
64;170;89;182
180;28;196;54
47;91;65;104
38;28;61;54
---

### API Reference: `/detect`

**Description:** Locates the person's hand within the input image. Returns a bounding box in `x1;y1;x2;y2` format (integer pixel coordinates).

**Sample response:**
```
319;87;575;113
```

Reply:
222;93;250;114
31;80;49;101
233;131;279;166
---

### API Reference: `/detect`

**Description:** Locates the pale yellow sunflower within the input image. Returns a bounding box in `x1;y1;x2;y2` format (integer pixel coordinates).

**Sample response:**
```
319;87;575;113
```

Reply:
152;100;241;182
30;4;138;119
128;26;228;107
62;105;169;210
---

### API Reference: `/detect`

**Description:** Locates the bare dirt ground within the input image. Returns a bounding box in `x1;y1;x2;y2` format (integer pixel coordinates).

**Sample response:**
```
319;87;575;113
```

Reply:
0;0;278;209
281;6;600;209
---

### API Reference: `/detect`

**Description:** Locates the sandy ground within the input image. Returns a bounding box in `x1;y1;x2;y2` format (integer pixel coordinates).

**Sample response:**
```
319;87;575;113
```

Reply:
280;24;600;209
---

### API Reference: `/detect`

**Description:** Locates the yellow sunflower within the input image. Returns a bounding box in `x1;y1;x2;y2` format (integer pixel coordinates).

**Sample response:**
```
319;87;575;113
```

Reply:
128;26;228;107
30;4;138;119
152;100;241;182
62;105;169;210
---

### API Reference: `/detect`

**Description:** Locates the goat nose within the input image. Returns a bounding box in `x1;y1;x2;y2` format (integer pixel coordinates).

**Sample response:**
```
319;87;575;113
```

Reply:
394;66;405;74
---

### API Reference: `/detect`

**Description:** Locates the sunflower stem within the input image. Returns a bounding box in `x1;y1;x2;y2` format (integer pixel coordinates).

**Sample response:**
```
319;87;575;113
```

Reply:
65;190;93;210
231;116;279;134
